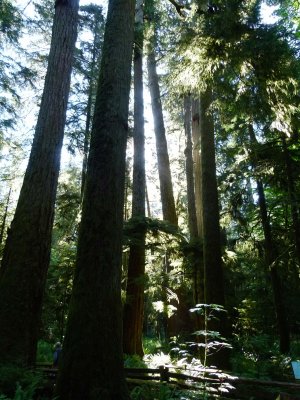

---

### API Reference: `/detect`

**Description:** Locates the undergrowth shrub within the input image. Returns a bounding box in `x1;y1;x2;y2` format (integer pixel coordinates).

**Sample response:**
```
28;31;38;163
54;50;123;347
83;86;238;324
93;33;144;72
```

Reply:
0;365;43;399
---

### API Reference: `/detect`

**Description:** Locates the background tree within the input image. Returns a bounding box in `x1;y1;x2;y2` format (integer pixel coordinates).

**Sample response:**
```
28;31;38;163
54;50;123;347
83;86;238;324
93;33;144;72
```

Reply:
0;0;79;366
123;0;147;357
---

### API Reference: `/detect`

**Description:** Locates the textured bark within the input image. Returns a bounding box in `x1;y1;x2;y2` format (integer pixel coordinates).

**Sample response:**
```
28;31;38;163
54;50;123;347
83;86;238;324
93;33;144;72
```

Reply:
123;0;146;357
199;88;229;368
184;95;198;240
80;9;103;200
0;187;11;249
199;89;225;307
0;0;79;366
146;2;178;340
147;26;177;227
192;98;203;238
184;96;203;308
56;0;135;398
191;97;205;306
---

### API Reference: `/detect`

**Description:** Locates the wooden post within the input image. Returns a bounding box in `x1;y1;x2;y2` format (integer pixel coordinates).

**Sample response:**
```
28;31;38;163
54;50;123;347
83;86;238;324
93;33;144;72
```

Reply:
159;366;169;382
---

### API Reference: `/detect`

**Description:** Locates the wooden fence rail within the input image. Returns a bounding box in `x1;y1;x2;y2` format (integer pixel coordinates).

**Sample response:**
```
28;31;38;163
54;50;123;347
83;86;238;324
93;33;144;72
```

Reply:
35;363;300;399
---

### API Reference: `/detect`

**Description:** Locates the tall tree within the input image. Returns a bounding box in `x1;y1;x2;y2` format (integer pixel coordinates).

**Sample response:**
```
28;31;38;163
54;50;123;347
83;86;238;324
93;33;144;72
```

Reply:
56;0;135;398
146;0;178;227
0;0;79;366
249;125;290;353
123;0;146;357
200;88;225;309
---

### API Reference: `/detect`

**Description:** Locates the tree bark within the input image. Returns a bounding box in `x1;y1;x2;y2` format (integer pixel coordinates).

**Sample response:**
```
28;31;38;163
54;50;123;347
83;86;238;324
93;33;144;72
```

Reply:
123;0;146;357
184;95;203;309
191;97;205;306
199;88;229;369
80;8;103;200
147;20;177;227
0;0;79;366
0;187;11;250
199;88;225;308
56;0;135;398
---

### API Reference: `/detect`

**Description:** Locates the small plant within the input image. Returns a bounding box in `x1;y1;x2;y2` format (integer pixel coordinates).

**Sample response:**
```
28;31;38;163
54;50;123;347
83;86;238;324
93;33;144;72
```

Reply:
124;354;147;368
130;383;183;400
36;340;53;363
0;365;43;400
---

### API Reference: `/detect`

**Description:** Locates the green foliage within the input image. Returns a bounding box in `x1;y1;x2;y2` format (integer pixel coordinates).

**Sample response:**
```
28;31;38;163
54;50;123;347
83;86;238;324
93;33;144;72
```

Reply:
0;0;22;43
130;383;183;400
231;333;294;380
36;340;53;364
124;354;147;368
143;337;165;355
0;365;43;399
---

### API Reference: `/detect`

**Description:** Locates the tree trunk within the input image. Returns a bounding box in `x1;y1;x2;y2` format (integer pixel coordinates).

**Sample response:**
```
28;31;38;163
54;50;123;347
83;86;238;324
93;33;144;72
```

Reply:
249;126;290;354
56;0;135;398
80;9;102;200
146;0;178;340
199;88;229;369
199;88;225;308
123;0;146;357
0;0;79;366
191;97;205;306
184;95;198;240
146;21;177;227
192;98;203;239
0;187;11;250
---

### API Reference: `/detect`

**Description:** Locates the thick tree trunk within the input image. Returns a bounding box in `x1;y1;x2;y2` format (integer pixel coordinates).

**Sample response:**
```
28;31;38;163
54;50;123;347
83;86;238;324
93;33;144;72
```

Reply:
191;97;205;306
199;88;229;369
192;98;203;239
0;0;79;366
56;0;135;398
184;96;203;308
123;0;146;357
199;88;225;307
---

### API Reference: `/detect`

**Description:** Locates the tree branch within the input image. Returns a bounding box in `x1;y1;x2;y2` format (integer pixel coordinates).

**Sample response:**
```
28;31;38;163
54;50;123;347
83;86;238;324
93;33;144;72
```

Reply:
167;0;188;17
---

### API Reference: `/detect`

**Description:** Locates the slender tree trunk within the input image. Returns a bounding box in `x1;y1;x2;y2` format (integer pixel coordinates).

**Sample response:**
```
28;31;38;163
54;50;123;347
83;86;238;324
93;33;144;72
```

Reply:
0;187;11;250
56;0;135;398
184;95;198;240
249;126;290;353
80;11;102;200
146;22;177;227
123;0;146;357
145;181;151;218
146;1;178;340
0;0;79;366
